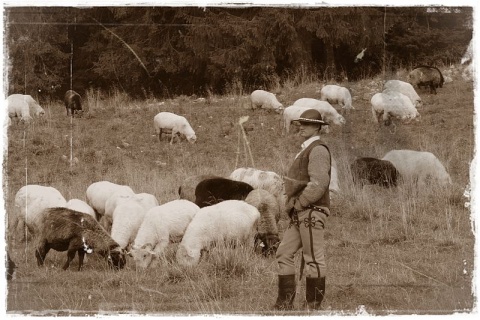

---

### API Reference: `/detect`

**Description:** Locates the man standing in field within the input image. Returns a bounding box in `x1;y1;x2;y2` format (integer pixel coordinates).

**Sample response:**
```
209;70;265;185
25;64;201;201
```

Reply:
274;109;331;311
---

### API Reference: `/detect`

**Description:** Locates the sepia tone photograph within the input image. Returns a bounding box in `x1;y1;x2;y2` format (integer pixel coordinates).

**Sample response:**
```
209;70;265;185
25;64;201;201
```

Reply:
1;1;478;316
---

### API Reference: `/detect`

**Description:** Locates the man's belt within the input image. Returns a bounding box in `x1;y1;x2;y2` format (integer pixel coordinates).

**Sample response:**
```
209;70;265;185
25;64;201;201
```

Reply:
305;205;329;217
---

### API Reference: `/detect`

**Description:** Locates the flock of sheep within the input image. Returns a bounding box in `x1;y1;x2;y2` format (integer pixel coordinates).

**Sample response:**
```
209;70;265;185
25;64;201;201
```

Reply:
10;166;299;272
6;46;471;277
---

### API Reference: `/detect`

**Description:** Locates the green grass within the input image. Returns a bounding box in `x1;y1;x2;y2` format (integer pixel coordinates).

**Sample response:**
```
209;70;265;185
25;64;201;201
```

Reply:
3;66;475;315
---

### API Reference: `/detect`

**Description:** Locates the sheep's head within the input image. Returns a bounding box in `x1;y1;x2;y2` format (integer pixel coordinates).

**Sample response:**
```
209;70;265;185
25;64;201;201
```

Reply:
107;246;127;270
176;244;200;266
187;134;197;144
129;243;157;270
255;233;280;257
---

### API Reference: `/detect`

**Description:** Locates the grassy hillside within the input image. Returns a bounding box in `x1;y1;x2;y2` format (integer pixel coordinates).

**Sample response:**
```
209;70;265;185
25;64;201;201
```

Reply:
3;67;475;315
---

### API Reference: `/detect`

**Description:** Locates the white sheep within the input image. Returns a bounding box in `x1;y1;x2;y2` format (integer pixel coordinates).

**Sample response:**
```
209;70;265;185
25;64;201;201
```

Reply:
65;199;96;218
293;98;346;133
176;200;260;266
229;167;286;219
371;90;420;126
110;199;149;249
250;90;284;113
102;192;158;233
13;185;67;241
320;84;354;109
244;189;280;256
153;112;197;144
381;149;452;187
7;94;45;123
130;200;200;269
85;181;134;217
383;80;422;108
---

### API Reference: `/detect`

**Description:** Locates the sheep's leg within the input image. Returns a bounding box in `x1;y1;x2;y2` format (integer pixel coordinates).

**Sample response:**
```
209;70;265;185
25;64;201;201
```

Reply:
77;250;86;271
63;249;77;270
35;244;50;267
170;130;177;145
158;129;162;142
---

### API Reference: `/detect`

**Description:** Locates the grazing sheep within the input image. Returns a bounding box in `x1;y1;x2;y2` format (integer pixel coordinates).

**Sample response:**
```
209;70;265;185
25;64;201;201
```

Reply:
65;199;96;218
383;80;422;108
7;94;45;123
13;185;67;241
176;200;260;266
110;199;149;249
371;90;420;126
35;207;126;271
320;84;354;109
293;98;346;132
102;192;159;233
178;174;220;202
408;65;444;94
244;189;280;257
350;157;400;188
64;90;82;117
229;167;286;219
194;177;254;208
153;112;197;144
382;149;452;187
130;200;200;269
250;89;284;113
85;181;134;218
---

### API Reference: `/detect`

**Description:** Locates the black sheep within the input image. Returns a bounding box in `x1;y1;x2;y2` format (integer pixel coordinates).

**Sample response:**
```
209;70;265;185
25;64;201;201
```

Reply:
350;157;400;188
194;177;254;208
64;90;82;117
408;66;444;94
35;207;126;271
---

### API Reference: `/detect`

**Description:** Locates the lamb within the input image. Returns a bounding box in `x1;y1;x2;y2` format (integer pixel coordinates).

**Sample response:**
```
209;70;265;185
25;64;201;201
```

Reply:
381;149;452;187
320;84;354;109
244;189;280;257
64;90;82;117
85;181;134;218
35;207;126;270
13;185;67;241
178;174;220;202
153;111;197;144
176;200;260;266
229;167;286;219
408;65;444;94
293;98;346;133
194;177;254;208
350;157;400;188
371;90;420;126
250;89;284;113
129;200;200;269
110;199;149;249
383;80;422;108
65;199;96;218
102;192;159;233
7;94;45;123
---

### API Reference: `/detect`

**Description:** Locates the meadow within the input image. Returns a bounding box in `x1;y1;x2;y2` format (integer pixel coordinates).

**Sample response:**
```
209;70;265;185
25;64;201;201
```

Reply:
2;67;476;315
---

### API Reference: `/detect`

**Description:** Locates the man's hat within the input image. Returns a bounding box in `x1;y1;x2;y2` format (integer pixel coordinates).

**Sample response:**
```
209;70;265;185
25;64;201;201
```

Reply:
294;109;329;125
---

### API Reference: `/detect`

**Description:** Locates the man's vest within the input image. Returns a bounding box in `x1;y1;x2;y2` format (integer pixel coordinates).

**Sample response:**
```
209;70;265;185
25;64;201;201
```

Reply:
284;140;331;208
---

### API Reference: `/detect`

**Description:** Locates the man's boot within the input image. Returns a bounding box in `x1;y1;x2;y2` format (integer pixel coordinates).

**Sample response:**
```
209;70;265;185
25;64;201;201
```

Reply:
305;276;325;310
273;274;296;310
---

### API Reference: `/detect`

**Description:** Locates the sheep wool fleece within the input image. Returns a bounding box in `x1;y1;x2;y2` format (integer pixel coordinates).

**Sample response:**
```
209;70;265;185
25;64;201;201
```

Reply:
277;139;331;278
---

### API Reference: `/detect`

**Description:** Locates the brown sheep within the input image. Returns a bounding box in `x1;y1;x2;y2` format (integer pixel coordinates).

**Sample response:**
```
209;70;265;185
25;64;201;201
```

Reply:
35;207;126;271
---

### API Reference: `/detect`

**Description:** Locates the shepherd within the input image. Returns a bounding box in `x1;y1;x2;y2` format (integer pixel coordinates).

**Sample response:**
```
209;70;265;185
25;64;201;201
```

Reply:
274;109;331;311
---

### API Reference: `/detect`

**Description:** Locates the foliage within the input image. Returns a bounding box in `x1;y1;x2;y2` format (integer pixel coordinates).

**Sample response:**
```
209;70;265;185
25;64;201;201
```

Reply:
3;6;473;99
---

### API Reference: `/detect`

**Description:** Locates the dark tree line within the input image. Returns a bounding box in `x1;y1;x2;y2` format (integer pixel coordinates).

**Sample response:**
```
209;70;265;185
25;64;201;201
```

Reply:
4;6;473;101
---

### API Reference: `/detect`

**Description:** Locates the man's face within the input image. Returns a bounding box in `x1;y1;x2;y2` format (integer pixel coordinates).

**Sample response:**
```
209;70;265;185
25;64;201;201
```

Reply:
299;122;321;139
